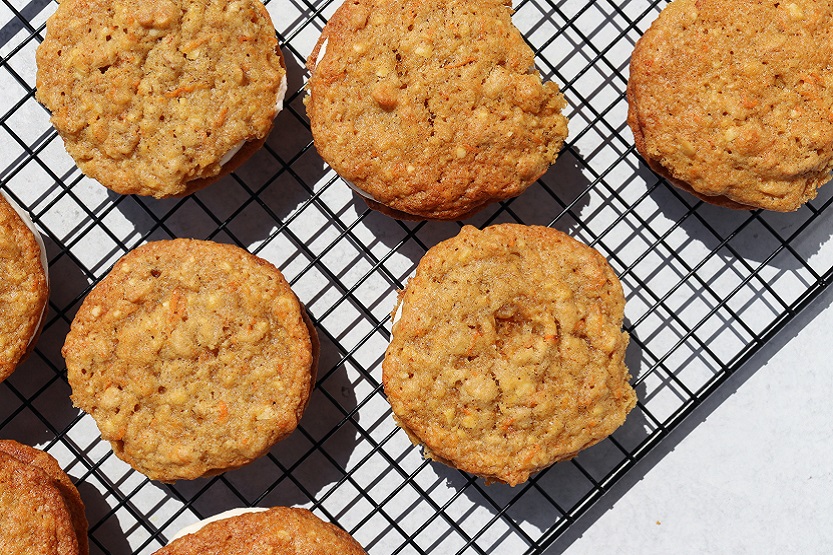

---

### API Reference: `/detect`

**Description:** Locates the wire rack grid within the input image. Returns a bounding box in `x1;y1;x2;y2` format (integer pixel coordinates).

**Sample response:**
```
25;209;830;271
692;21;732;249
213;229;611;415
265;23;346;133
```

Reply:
2;0;833;553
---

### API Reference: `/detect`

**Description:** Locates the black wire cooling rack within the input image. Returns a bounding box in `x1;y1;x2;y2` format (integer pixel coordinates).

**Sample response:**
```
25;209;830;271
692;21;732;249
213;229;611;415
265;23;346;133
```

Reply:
3;0;833;553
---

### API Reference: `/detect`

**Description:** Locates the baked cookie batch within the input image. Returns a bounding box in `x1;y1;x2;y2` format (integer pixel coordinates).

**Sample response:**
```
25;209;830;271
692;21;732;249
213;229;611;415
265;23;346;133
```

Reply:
3;0;824;549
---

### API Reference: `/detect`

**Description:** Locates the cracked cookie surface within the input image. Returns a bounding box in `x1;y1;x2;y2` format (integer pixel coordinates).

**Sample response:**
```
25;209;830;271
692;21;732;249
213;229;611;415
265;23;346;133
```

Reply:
628;0;833;210
63;239;316;482
382;224;635;485
305;0;569;220
36;0;285;198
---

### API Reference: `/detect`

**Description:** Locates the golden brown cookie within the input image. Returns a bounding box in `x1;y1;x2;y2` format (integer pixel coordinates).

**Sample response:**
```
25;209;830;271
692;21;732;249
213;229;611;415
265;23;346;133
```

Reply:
0;193;49;383
0;451;80;555
63;239;317;482
0;440;88;555
36;0;287;198
383;224;636;485
154;507;366;554
305;0;569;220
628;0;833;211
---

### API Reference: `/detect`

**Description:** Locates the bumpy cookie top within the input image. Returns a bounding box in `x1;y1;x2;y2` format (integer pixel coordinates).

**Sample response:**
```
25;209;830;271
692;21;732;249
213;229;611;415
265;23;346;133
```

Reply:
628;0;833;211
306;0;569;220
63;239;316;482
383;224;635;485
36;0;285;198
0;195;48;383
0;441;88;555
0;451;80;555
154;507;367;554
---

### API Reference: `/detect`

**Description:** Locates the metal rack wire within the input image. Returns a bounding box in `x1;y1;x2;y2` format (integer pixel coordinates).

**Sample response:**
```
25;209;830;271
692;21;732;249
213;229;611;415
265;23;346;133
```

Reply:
3;0;833;553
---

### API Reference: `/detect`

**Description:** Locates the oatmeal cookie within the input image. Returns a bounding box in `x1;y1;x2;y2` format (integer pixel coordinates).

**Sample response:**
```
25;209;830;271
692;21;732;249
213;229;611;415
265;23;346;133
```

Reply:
0;451;81;555
628;0;833;210
0;440;88;555
154;506;366;554
63;239;317;482
36;0;286;198
0;193;49;382
305;0;569;220
383;224;636;485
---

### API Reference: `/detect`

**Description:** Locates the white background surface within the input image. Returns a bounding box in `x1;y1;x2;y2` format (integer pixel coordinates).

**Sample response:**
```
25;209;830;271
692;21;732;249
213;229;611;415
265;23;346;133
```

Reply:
551;286;833;554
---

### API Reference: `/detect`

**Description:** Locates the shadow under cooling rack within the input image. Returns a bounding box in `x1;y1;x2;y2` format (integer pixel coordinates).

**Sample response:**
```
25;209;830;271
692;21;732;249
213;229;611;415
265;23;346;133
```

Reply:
2;0;833;553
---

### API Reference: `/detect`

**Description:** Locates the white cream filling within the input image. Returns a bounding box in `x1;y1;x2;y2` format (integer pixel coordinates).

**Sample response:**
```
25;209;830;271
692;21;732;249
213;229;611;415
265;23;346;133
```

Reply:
314;38;328;69
218;74;288;168
219;140;246;167
390;269;417;331
276;73;288;113
391;296;404;327
306;37;328;103
2;192;49;346
170;507;269;542
343;177;380;202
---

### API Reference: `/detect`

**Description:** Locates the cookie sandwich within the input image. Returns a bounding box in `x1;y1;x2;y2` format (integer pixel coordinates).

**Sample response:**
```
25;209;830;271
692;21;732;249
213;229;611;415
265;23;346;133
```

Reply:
0;193;49;383
306;0;569;220
63;239;317;482
628;0;833;210
154;506;366;554
0;440;88;555
383;224;636;485
36;0;287;198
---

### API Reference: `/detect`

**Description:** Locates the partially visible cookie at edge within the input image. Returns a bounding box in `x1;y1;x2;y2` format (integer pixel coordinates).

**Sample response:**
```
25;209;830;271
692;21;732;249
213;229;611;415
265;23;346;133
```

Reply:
0;450;81;555
36;0;287;198
306;0;569;220
0;440;88;555
0;193;49;383
62;239;317;482
383;224;636;485
627;0;833;211
153;507;367;554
